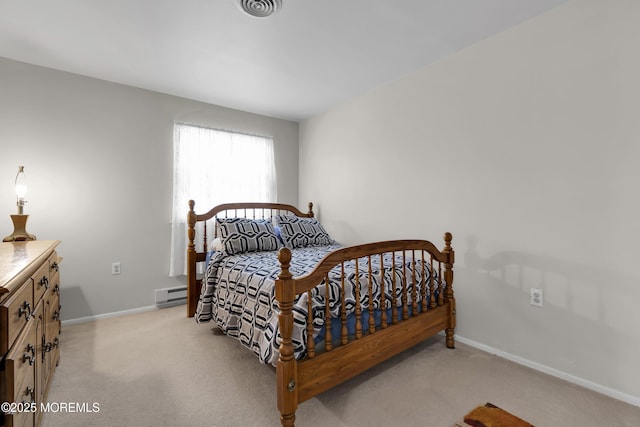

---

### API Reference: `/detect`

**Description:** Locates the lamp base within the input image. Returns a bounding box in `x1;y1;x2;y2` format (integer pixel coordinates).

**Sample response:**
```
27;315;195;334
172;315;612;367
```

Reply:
3;214;37;242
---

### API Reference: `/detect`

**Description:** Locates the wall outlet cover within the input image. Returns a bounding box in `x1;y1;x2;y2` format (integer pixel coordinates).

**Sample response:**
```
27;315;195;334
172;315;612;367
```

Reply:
530;288;543;307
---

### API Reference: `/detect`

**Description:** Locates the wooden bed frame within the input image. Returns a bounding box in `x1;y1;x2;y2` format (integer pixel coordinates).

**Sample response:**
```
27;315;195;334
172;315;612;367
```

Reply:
187;201;455;426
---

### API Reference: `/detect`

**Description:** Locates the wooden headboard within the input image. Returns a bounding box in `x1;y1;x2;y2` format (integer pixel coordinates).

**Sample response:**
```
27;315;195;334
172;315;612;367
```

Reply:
186;200;314;317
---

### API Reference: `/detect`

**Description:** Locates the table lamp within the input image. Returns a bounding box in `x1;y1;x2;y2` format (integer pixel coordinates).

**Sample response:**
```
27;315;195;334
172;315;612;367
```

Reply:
3;166;36;242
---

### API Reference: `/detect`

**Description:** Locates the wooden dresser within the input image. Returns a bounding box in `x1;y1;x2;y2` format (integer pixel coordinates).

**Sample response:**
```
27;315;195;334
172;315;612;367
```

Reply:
0;240;61;427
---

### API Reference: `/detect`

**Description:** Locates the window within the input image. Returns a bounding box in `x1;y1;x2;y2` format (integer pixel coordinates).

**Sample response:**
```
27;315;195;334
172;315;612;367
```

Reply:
169;123;277;276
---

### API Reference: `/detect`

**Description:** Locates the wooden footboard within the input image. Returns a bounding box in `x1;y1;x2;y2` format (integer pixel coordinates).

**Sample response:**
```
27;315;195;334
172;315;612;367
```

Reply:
275;236;455;427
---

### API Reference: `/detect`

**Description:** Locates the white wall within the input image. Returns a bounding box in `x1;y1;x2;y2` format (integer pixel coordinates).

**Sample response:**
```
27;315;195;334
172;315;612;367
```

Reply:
0;57;299;321
300;0;639;403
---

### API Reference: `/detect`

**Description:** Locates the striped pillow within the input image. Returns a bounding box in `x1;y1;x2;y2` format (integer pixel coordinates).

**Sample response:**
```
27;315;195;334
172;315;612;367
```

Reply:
217;218;281;255
275;215;334;249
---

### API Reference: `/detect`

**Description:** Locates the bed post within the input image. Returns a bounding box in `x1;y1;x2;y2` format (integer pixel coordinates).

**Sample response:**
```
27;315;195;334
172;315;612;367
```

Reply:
275;247;298;427
307;202;314;217
187;200;198;318
443;232;456;349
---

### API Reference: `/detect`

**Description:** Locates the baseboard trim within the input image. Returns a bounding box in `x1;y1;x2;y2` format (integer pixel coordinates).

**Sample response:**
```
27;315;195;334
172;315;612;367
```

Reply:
61;305;158;326
455;334;640;408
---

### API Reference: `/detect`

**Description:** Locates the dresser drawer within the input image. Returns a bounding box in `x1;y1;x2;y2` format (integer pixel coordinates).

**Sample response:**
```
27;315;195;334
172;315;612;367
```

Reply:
2;375;38;427
0;280;34;355
3;320;37;403
14;367;36;407
48;292;61;339
10;344;37;427
3;410;35;427
45;292;61;374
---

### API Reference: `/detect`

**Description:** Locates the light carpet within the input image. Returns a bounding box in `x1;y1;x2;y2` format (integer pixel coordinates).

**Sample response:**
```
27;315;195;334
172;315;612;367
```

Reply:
40;305;640;427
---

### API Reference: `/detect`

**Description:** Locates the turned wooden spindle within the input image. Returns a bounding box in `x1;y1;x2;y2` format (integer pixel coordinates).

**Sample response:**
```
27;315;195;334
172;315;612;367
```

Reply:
306;290;315;359
421;251;428;313
187;200;197;317
379;253;387;329
340;263;348;345
391;254;398;324
401;251;408;321
324;274;332;352
367;257;375;334
437;261;444;306
203;221;208;253
430;257;437;309
411;250;418;316
354;260;362;339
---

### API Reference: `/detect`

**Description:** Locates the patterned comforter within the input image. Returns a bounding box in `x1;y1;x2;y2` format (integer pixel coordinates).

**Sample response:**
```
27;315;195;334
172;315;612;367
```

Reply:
195;244;434;365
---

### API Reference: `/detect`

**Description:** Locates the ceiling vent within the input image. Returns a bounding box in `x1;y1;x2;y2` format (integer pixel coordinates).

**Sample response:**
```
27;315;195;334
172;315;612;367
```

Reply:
238;0;282;18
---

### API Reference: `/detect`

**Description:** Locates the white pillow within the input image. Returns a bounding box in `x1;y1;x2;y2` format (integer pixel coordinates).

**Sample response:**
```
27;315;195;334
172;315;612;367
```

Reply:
211;237;223;252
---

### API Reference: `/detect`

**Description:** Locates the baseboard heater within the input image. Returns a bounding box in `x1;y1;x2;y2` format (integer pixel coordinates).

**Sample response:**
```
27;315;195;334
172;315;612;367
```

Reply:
155;286;187;308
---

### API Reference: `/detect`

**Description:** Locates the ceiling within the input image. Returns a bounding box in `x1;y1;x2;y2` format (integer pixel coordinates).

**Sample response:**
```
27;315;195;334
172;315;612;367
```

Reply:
0;0;567;122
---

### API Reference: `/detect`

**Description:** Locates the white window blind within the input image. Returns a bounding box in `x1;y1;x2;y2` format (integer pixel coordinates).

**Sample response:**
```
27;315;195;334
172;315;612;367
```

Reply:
169;123;277;276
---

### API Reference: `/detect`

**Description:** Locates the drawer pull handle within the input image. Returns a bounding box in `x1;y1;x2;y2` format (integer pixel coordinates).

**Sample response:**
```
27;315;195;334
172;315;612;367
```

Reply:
42;335;48;359
53;310;60;321
51;261;59;272
18;301;32;320
39;276;49;289
53;284;61;295
25;386;34;399
23;353;35;366
43;338;59;352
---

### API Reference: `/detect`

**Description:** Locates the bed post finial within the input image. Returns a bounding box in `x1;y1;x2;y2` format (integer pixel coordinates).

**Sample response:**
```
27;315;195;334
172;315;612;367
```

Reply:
307;202;314;217
444;232;452;248
443;232;455;349
278;248;292;280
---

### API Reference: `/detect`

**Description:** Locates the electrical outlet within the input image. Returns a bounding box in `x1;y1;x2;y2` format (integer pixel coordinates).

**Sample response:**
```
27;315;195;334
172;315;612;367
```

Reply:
530;288;543;307
111;262;121;275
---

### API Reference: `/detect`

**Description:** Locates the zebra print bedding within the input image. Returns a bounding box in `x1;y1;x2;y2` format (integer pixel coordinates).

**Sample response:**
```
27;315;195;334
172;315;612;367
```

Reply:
195;244;436;365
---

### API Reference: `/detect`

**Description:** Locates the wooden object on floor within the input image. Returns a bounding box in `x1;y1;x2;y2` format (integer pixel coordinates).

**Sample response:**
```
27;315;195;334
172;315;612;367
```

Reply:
456;402;535;427
0;240;62;427
187;201;455;427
